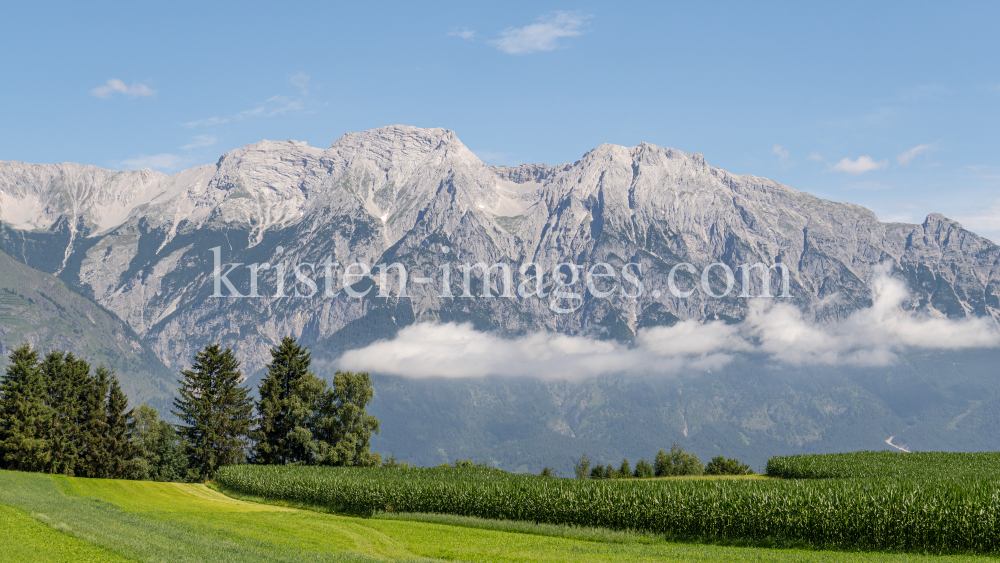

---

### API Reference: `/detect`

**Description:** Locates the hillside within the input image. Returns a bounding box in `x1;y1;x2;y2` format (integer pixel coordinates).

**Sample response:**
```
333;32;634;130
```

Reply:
0;248;175;412
367;349;1000;472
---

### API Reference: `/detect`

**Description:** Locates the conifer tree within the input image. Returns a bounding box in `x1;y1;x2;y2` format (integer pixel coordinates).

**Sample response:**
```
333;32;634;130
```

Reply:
105;370;136;479
42;352;90;475
78;365;110;478
0;344;51;471
172;344;253;480
253;337;325;465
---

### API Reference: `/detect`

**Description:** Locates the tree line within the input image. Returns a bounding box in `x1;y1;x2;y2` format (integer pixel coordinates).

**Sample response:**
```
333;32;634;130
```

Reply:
0;337;381;481
572;444;753;479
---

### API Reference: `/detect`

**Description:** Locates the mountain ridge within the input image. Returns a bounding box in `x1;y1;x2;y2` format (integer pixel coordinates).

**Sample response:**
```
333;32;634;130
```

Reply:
1;125;998;375
3;125;1000;469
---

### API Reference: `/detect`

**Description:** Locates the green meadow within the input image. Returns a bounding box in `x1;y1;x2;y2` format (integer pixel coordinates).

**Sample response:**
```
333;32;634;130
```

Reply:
1;469;997;563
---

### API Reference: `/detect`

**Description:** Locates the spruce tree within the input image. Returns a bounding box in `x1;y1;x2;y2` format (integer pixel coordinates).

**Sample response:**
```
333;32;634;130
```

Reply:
314;370;381;467
253;337;325;465
105;370;136;479
78;365;110;478
172;344;253;480
0;344;51;471
42;352;90;475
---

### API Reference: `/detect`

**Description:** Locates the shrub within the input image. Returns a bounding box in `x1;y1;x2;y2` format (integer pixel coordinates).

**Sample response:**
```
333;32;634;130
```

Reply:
440;459;489;469
589;463;615;480
654;443;704;476
705;456;753;476
381;452;410;468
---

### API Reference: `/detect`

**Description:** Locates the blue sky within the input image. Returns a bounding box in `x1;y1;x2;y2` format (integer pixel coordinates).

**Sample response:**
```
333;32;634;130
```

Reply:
3;1;1000;240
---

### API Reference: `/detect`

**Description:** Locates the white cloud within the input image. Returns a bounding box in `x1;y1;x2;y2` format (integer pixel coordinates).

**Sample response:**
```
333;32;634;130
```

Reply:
236;95;303;119
289;72;310;95
828;155;888;175
183;74;311;128
449;27;475;40
771;144;795;170
896;143;934;166
745;265;999;365
637;321;749;357
115;153;188;173
182;116;228;128
180;135;217;150
338;266;1000;379
490;12;590;55
90;79;156;99
772;144;792;169
807;152;824;161
845;181;892;191
340;324;683;379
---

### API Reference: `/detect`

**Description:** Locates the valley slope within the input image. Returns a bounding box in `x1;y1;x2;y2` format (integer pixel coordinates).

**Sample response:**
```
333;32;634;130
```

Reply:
0;248;175;412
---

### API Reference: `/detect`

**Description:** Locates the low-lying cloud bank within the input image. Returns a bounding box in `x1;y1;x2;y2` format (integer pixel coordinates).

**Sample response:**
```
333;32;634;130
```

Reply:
338;270;1000;379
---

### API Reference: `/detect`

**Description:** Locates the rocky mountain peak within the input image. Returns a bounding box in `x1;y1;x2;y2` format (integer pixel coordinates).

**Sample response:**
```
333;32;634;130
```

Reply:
923;212;962;231
2;125;999;373
0;161;167;235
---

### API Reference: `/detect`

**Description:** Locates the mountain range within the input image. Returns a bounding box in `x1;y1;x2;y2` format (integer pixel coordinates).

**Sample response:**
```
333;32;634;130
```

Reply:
2;125;998;471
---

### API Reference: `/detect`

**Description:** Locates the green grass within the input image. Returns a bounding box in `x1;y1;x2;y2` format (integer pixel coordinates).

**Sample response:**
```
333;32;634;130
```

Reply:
3;470;998;562
0;502;134;562
216;462;1000;553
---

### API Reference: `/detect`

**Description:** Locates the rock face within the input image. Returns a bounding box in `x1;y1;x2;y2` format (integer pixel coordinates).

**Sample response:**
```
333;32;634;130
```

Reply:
2;125;998;373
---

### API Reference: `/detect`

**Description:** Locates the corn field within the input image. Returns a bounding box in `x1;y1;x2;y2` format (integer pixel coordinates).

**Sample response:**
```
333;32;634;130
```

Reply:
766;450;1000;479
217;453;1000;553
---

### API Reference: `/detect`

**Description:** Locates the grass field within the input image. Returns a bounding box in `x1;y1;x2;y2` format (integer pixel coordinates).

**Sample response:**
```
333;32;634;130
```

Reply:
0;502;131;562
1;470;998;562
